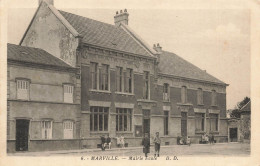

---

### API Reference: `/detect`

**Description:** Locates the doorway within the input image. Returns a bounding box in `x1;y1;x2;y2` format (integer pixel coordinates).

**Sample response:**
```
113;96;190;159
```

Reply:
229;128;238;142
143;110;150;137
16;119;30;151
181;112;187;137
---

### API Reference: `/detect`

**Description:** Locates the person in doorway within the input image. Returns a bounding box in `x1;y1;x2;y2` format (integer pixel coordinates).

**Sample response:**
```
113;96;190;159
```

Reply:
100;135;106;151
106;135;112;149
153;132;161;157
142;133;150;158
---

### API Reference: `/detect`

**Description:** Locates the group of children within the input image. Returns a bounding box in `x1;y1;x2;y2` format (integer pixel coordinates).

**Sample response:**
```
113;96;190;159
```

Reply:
201;133;215;144
100;135;125;151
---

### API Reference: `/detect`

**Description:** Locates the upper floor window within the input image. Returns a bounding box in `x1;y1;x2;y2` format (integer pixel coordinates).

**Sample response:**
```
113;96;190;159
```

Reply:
63;120;73;139
116;108;132;132
116;67;123;92
99;64;109;91
197;88;203;105
125;68;133;93
163;83;170;101
143;71;150;99
41;120;52;139
211;90;217;106
63;84;73;103
90;62;98;90
181;86;187;103
16;79;29;100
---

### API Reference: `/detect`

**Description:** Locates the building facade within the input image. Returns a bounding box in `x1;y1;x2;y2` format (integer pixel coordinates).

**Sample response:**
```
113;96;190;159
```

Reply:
7;0;228;152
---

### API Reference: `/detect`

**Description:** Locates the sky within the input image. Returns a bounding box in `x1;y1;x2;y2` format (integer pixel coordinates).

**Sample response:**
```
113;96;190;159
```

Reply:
7;0;251;110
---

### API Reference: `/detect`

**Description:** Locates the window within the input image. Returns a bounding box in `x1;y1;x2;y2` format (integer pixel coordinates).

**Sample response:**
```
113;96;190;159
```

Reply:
116;67;123;92
63;121;73;139
41;120;52;139
143;71;149;99
181;86;187;103
64;85;73;103
164;111;169;135
90;62;98;90
209;114;218;131
125;68;133;93
211;90;217;106
163;83;170;101
99;64;109;91
17;79;29;100
90;107;109;131
195;113;205;131
197;88;203;105
116;108;132;131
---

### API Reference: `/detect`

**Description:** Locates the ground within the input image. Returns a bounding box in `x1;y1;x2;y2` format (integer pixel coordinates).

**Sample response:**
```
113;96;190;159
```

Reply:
10;142;250;156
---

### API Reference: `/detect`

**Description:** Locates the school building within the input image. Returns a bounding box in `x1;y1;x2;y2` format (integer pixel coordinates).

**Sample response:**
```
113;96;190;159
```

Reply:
7;0;229;152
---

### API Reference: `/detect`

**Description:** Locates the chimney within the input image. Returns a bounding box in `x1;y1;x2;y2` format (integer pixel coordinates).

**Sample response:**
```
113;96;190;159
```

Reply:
39;0;54;6
114;9;129;26
153;43;162;53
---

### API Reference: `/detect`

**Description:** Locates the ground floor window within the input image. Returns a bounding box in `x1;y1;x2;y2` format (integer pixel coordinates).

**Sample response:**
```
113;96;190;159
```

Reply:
164;111;169;135
209;113;218;131
63;121;73;139
90;107;109;131
195;113;205;131
116;108;132;131
41;120;52;139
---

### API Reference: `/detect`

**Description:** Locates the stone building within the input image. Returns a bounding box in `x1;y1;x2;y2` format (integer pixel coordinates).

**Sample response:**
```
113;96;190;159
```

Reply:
7;0;229;152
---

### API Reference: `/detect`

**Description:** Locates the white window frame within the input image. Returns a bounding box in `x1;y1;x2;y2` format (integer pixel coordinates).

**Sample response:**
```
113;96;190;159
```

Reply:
163;83;170;101
16;79;30;100
41;120;52;139
63;84;74;103
63;120;74;139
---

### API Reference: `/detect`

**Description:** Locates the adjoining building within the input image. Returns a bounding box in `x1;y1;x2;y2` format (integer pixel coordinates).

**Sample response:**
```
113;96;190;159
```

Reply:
7;0;229;152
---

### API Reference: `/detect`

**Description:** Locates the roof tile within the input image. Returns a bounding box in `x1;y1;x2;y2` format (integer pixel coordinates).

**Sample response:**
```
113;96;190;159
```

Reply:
7;43;73;68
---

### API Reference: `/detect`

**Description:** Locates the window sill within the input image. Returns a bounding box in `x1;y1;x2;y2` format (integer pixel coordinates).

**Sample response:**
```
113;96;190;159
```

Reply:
209;131;219;134
115;92;134;96
162;100;170;103
197;104;204;106
211;105;218;107
195;130;205;134
137;99;157;103
177;103;193;106
90;131;109;134
89;89;111;94
116;131;133;134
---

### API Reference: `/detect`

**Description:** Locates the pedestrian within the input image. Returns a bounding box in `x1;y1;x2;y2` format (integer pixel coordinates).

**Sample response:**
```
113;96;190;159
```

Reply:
120;135;125;148
115;135;121;148
153;132;161;157
142;133;150;158
100;135;106;151
106;135;112;149
186;136;191;146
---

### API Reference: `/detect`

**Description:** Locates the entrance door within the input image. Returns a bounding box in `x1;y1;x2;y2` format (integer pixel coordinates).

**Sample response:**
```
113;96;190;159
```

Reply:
229;128;238;142
143;110;150;136
16;119;30;151
181;112;187;137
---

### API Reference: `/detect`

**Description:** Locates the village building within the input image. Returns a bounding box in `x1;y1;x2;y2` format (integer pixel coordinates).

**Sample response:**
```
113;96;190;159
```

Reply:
7;0;229;152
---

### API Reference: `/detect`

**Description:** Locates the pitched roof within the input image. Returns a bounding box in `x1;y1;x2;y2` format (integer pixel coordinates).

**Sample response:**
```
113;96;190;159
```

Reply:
240;101;251;112
7;43;73;68
158;50;226;85
59;10;152;57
